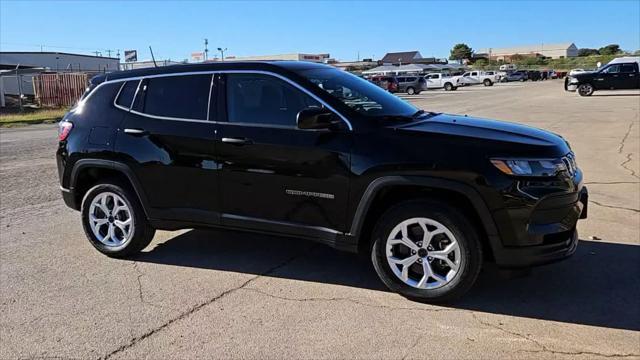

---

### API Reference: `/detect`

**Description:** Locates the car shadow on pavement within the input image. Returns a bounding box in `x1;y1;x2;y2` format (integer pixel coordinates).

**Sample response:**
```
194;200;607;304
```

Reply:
134;229;639;331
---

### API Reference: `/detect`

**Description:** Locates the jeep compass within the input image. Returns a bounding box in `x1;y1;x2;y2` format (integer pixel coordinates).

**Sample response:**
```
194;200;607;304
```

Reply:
57;61;588;302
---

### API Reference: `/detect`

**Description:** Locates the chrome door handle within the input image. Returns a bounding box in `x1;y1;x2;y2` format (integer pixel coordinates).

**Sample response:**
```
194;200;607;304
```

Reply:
221;137;253;145
124;128;148;136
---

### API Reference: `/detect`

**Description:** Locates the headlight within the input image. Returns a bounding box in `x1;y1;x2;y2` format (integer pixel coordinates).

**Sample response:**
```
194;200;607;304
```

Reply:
490;158;567;177
568;76;579;84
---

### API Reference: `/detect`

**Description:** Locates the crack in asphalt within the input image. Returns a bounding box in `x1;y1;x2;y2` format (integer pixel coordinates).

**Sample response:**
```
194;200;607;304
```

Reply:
590;200;640;213
471;313;639;358
240;287;459;314
132;262;170;311
618;122;640;180
401;335;423;360
100;253;303;360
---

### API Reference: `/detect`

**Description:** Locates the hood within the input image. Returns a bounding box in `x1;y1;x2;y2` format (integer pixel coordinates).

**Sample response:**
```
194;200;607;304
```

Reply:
395;113;570;154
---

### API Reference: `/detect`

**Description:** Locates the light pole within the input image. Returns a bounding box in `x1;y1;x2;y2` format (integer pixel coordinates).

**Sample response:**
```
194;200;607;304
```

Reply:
217;47;227;61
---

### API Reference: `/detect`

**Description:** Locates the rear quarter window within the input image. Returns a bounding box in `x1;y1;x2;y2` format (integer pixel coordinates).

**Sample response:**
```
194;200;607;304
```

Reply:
115;80;140;109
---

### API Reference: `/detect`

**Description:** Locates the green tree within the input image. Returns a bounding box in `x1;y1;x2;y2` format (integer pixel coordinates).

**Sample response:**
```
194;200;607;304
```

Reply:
473;58;488;69
578;48;599;56
510;54;524;62
449;43;473;62
598;44;621;55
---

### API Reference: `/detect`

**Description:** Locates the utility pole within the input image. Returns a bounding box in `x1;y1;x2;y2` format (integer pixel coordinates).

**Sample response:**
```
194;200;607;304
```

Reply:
217;47;227;61
106;49;112;58
204;38;209;61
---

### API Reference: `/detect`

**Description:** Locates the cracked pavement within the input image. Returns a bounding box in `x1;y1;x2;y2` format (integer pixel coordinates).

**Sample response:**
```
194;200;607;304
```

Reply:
1;80;639;359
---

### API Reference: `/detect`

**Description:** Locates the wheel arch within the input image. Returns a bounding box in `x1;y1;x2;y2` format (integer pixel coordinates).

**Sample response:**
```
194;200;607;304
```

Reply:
69;159;150;218
349;176;499;259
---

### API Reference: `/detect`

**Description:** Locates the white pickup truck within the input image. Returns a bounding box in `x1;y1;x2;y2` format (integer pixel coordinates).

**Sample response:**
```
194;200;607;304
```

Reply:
423;73;461;91
458;71;499;86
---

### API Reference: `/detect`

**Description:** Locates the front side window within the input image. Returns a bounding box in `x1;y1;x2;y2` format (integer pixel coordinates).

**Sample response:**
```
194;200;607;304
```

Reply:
601;65;620;74
140;74;212;120
297;68;418;117
115;80;140;109
226;73;320;126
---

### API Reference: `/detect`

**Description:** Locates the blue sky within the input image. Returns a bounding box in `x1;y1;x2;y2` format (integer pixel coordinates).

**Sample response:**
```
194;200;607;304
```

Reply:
1;0;639;62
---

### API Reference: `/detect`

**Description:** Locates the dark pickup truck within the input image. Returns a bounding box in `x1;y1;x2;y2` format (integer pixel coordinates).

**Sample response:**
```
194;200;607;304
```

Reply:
565;58;640;96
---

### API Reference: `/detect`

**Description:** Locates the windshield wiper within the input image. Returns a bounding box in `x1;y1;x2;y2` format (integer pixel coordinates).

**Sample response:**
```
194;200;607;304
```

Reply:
413;109;426;118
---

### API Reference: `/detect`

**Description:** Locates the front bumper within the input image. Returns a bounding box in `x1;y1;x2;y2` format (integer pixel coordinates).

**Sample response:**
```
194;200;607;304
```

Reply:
490;175;588;268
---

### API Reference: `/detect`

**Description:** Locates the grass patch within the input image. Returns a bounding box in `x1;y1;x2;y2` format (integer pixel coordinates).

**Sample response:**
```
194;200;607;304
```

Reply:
0;108;68;126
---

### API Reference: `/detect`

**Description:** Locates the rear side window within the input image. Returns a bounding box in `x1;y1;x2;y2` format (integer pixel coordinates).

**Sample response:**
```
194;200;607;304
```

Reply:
226;73;320;127
140;74;212;120
620;64;636;73
115;80;139;109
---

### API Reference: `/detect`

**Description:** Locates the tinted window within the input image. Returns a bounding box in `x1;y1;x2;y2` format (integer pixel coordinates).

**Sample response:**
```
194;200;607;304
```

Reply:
142;74;212;120
620;64;636;73
407;77;417;82
226;73;320;126
115;80;139;108
602;65;620;74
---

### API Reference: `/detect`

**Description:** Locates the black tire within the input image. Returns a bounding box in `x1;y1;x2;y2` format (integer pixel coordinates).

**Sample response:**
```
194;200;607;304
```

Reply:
81;180;155;258
444;83;453;91
483;79;492;86
371;199;482;303
577;83;594;96
519;78;525;82
406;87;415;95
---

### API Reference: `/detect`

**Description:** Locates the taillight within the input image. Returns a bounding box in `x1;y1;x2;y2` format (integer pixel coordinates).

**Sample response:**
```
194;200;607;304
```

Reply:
58;121;73;141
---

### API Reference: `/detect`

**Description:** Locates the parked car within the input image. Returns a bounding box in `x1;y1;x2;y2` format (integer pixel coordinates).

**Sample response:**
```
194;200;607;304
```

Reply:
370;75;398;93
57;61;588;302
527;70;542;81
565;57;640;96
423;73;459;91
458;71;498;86
501;71;528;82
396;76;426;95
499;64;517;71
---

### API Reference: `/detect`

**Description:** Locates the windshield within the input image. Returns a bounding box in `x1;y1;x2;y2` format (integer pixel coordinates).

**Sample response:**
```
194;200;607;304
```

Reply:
296;68;418;117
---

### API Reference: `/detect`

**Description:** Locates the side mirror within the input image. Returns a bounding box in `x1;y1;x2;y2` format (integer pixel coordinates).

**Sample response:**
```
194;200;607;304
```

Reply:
296;107;340;130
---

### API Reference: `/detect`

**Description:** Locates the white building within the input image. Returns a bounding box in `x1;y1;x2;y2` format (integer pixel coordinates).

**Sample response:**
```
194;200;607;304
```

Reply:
0;52;120;72
224;53;330;62
476;43;579;60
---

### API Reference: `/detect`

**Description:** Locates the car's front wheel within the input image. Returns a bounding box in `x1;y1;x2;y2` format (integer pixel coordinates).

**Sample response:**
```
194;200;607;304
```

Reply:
578;83;594;96
444;83;453;91
81;181;155;257
483;79;493;86
371;200;482;302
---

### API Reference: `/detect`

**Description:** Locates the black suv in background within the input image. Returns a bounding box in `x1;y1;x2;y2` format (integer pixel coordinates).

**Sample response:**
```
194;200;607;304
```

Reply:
58;61;588;302
565;58;640;96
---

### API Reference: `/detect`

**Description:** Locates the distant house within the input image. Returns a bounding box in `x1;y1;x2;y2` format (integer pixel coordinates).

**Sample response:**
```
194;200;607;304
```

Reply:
475;43;579;60
381;51;424;65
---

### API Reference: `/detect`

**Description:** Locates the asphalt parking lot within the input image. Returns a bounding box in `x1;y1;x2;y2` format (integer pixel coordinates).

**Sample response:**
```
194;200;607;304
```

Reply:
1;80;639;359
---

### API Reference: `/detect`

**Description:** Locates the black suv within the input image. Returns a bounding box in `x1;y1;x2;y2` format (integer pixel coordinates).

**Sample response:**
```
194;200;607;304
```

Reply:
58;61;588;302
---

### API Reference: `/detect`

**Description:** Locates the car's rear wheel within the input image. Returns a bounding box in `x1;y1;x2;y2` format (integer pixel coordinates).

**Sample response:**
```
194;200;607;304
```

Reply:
81;181;155;257
483;79;492;86
578;83;594;96
371;200;482;302
407;87;415;95
444;83;453;91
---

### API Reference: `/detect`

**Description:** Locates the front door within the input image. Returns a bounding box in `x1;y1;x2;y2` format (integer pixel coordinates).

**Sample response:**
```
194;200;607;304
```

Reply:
214;72;351;238
116;73;220;224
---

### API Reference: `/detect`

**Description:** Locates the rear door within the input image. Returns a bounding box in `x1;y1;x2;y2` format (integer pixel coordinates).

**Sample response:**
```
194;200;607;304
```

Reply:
619;63;640;89
214;72;352;238
116;73;220;224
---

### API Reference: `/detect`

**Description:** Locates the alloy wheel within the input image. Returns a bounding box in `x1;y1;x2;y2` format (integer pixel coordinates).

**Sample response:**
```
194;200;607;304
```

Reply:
88;192;134;247
386;217;462;289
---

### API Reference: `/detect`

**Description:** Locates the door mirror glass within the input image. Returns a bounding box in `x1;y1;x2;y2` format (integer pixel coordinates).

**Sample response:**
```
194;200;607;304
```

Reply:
296;107;339;130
